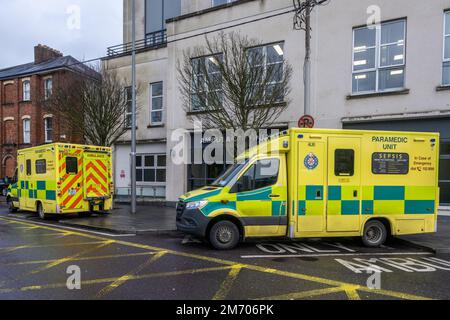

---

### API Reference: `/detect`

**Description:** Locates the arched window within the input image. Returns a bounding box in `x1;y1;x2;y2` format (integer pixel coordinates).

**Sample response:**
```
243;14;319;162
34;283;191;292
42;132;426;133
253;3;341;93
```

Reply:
23;119;31;144
23;80;31;101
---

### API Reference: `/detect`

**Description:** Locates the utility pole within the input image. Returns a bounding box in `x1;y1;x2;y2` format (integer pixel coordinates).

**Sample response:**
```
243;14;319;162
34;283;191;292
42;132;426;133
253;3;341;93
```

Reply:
294;0;329;117
130;0;137;214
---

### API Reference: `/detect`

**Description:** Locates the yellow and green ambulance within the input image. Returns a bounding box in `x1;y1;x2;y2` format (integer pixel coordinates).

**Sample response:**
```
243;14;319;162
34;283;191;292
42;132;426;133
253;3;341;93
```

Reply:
176;128;440;250
7;143;113;219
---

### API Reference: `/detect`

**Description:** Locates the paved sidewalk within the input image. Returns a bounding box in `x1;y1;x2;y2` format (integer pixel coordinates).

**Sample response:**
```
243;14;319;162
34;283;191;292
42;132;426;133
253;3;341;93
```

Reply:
399;215;450;254
58;204;177;234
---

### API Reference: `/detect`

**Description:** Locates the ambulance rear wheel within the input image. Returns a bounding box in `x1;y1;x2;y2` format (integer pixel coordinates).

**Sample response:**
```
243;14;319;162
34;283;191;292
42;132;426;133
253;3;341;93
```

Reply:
362;220;387;248
209;220;240;250
37;203;48;220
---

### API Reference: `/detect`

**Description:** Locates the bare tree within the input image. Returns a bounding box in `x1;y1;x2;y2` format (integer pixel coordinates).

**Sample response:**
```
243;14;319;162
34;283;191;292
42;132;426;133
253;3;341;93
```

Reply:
177;32;293;131
46;69;139;147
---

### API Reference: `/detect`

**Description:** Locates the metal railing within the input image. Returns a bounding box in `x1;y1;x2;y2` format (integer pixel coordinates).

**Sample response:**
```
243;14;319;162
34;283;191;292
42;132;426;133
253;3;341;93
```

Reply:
114;186;166;202
107;30;167;57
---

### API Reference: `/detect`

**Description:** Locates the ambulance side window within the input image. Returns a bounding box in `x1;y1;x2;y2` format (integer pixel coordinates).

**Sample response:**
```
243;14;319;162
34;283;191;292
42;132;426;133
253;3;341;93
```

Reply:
35;160;47;174
335;149;355;176
232;159;280;193
26;160;32;176
66;157;78;174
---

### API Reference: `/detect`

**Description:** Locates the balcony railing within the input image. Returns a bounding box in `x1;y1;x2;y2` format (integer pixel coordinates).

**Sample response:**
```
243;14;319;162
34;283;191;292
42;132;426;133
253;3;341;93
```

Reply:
107;29;167;58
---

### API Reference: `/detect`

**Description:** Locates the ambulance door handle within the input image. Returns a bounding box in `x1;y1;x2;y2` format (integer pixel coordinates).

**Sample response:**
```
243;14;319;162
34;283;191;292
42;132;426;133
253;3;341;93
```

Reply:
269;194;280;198
354;190;358;198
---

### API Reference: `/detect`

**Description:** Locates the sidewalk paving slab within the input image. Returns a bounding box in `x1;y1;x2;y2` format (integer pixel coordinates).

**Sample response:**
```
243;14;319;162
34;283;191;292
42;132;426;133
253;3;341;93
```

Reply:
57;204;178;235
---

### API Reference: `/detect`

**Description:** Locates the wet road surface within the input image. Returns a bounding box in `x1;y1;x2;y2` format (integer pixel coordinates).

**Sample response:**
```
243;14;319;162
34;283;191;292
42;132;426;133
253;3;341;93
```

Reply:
1;209;449;300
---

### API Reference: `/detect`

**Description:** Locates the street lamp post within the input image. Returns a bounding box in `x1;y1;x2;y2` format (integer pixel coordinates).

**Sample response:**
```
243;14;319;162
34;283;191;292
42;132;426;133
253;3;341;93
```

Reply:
130;0;137;214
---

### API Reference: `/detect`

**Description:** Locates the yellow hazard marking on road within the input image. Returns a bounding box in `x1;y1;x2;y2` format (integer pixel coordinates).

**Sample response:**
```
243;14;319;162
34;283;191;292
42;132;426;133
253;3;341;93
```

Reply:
344;286;362;300
212;265;243;300
257;286;349;300
5;252;157;266
0;241;108;253
0;266;234;294
29;241;114;275
0;217;433;300
94;251;168;299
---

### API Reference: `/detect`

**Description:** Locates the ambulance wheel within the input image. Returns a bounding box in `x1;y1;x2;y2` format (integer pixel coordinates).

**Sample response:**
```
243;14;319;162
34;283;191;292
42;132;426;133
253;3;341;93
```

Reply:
209;220;240;250
8;200;17;213
362;220;387;248
37;203;48;220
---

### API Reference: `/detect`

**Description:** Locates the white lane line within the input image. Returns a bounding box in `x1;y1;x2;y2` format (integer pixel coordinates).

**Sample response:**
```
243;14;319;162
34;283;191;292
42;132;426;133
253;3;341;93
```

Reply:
2;217;136;238
241;252;433;259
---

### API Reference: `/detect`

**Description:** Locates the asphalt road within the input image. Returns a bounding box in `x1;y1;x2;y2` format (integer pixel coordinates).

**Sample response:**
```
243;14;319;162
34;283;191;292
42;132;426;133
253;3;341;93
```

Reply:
0;206;449;300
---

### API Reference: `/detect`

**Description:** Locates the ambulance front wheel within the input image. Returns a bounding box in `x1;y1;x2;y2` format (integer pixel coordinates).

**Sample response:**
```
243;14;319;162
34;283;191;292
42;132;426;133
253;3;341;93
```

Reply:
209;220;240;250
8;199;17;213
362;220;387;248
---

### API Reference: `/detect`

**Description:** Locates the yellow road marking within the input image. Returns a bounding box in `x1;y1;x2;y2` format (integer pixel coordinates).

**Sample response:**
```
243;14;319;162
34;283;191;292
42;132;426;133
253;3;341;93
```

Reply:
29;241;114;275
5;252;157;266
257;286;348;300
95;251;167;299
15;226;41;231
0;266;234;294
0;217;433;300
212;265;243;300
342;285;362;300
0;241;108;253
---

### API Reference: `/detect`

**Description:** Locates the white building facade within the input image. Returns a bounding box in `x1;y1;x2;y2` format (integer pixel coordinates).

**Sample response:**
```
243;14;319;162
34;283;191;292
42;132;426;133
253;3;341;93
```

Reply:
104;0;450;207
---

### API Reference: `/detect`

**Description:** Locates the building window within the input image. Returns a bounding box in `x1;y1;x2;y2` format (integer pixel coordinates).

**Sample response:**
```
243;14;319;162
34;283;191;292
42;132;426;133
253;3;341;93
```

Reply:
23;80;31;101
212;0;236;6
150;82;163;125
23;119;31;144
44;78;53;100
125;87;132;128
352;19;406;94
44;118;53;143
247;42;285;104
136;154;166;183
443;11;450;85
191;55;223;111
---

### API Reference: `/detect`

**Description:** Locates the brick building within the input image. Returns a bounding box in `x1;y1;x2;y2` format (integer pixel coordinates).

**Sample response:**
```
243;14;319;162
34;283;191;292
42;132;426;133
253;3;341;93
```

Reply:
0;45;93;178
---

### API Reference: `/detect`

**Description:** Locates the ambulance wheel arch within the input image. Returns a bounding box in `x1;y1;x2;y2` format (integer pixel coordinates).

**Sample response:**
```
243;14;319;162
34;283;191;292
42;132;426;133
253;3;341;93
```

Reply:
362;217;393;247
206;214;245;249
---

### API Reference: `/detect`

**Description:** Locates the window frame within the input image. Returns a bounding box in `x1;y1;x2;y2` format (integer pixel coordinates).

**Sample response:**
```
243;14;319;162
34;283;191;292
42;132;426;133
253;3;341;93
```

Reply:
44;117;53;143
23;118;31;144
352;19;407;94
23;80;31;101
246;42;286;104
35;159;47;175
190;54;224;112
66;157;79;175
443;11;450;85
231;158;280;193
150;82;164;125
44;78;53;100
334;149;355;177
135;154;167;184
212;0;235;7
26;159;32;176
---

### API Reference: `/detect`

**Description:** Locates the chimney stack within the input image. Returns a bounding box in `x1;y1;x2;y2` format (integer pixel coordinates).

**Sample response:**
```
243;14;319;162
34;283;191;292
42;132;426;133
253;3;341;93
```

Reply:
34;44;63;64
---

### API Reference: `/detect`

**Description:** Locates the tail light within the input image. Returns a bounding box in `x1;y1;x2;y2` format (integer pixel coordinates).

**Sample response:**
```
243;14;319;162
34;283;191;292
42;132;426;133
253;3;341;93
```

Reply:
57;180;62;196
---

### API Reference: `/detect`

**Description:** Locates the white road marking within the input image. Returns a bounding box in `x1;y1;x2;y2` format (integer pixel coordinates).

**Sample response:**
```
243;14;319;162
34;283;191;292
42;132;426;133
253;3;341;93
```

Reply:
2;217;136;238
241;252;433;259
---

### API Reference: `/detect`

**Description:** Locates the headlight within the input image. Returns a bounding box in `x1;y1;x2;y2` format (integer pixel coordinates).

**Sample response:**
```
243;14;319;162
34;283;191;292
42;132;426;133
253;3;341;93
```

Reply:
186;200;208;210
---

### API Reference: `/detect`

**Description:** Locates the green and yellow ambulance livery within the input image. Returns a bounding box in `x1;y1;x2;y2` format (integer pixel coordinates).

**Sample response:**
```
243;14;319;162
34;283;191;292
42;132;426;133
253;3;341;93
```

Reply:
176;128;440;250
7;143;113;219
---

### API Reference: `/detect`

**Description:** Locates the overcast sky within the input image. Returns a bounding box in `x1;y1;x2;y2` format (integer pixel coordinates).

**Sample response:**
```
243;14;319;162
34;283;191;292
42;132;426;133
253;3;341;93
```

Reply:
0;0;123;69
